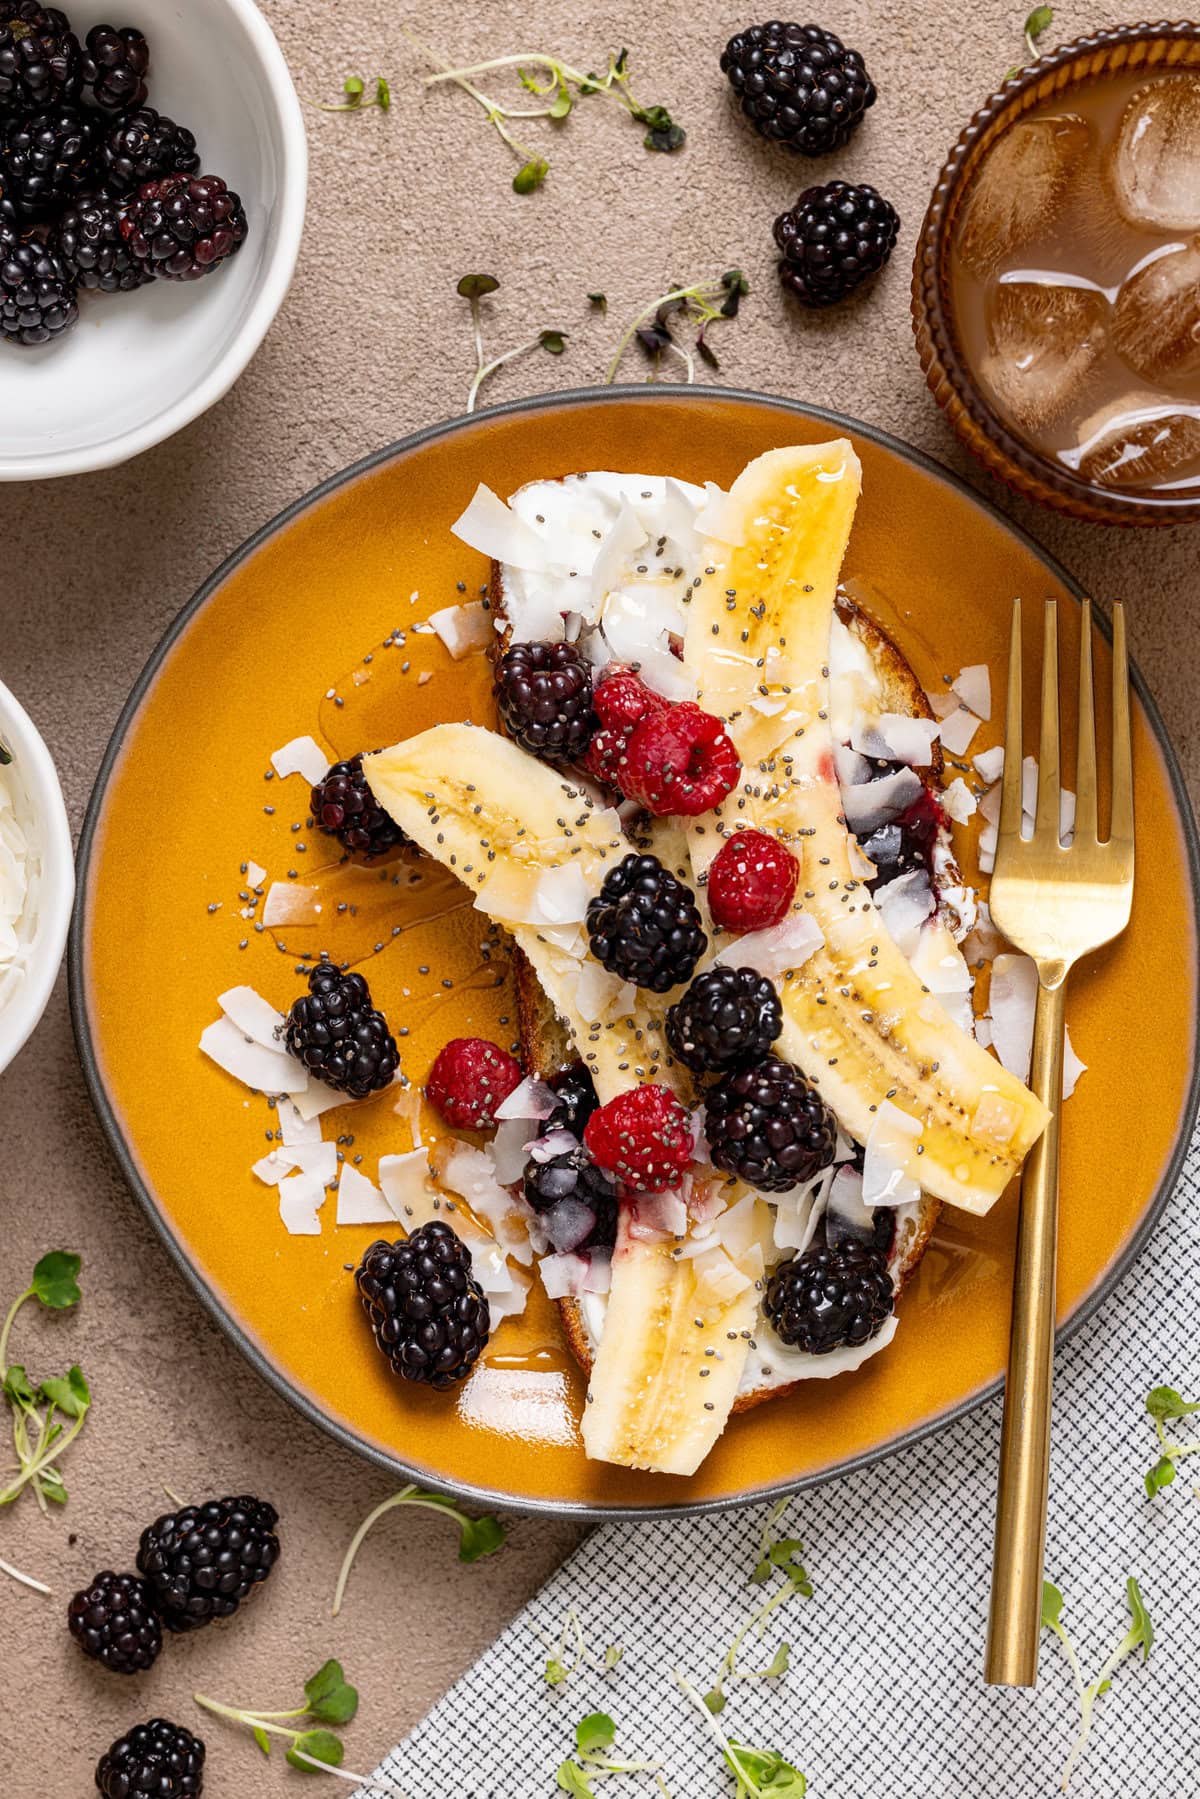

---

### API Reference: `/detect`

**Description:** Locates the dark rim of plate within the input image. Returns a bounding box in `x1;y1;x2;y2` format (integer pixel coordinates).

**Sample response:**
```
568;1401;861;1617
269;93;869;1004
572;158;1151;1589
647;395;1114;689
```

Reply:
68;385;1200;1520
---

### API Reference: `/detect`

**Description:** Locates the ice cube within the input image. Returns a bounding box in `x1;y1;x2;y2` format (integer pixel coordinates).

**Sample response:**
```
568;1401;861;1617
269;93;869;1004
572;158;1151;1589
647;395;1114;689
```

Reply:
957;114;1092;277
1112;238;1200;382
979;280;1108;432
1110;75;1200;233
1072;396;1200;489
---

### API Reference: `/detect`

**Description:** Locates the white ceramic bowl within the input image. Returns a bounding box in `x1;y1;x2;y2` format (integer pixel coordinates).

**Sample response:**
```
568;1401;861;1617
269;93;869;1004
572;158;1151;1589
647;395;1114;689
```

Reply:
0;681;74;1074
0;0;307;480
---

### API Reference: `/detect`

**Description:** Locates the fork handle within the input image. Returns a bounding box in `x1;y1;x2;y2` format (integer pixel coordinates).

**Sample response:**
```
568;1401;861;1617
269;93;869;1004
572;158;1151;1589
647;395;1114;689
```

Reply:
985;972;1065;1687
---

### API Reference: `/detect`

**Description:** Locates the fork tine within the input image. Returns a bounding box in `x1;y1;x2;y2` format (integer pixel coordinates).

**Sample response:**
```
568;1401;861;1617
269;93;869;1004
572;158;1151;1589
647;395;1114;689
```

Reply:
1110;601;1133;846
1075;599;1098;842
1034;601;1060;840
999;597;1024;842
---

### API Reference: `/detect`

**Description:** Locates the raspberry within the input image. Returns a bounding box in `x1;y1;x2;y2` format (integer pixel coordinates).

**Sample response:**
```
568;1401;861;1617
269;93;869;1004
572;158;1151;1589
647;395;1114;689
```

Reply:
621;703;741;817
581;667;665;790
583;1085;693;1193
706;829;799;932
426;1037;523;1130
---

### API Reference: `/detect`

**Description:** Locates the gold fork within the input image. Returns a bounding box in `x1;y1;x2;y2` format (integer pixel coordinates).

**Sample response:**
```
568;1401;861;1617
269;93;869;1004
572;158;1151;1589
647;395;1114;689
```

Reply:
984;596;1134;1688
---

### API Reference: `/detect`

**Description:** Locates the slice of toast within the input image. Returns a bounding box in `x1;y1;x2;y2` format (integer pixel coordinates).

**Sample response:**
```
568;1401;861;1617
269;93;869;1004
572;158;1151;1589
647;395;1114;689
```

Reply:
488;477;972;1413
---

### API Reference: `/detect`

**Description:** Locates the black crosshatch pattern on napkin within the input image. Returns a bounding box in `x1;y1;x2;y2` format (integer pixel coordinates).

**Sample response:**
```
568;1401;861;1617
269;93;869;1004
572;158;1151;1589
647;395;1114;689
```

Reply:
364;1129;1200;1799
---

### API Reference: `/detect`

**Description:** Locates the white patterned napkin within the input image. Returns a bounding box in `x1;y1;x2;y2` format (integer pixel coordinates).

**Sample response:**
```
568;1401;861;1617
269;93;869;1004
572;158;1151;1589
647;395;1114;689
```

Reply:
368;1126;1200;1799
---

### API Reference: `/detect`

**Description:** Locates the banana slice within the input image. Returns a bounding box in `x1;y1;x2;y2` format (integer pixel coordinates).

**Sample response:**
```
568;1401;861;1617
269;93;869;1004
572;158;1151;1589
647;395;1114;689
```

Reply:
683;442;1049;1215
364;726;689;1102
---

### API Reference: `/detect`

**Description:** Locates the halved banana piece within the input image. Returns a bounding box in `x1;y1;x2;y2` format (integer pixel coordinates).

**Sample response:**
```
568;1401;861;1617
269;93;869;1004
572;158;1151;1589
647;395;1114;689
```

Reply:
683;442;1049;1215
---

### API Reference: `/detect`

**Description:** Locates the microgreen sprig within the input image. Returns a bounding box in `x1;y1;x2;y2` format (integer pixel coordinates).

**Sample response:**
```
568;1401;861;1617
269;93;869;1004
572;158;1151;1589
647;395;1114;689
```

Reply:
1;1252;90;1516
456;273;567;412
555;1712;671;1797
407;34;683;193
194;1660;403;1791
705;1495;812;1714
1142;1383;1200;1496
318;75;391;114
607;271;749;384
541;1607;624;1686
676;1673;806;1798
1041;1577;1154;1791
1006;7;1054;78
333;1481;505;1616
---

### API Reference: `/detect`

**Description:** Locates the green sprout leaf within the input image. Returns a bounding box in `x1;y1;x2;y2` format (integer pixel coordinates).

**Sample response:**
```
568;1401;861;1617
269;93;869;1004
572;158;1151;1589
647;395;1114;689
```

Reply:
333;1484;508;1616
602;1644;623;1672
1041;1580;1064;1629
1025;5;1054;43
286;1729;344;1773
252;1725;270;1757
317;74;392;116
513;156;549;194
343;76;364;103
303;1659;358;1725
587;291;607;313
1141;1383;1200;1497
2;1365;36;1411
1125;1579;1153;1661
1146;1384;1199;1421
456;272;500;301
39;1365;90;1419
31;1251;81;1310
375;76;391;110
1144;1455;1176;1498
549;86;572;120
538;329;567;355
556;1763;595;1798
575;1713;615;1756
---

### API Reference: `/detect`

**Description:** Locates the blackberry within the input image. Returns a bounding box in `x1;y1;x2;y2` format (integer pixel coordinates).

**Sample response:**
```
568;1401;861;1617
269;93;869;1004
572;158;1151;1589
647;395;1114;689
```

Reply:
0;235;77;343
704;1055;837;1192
666;966;782;1073
2;104;96;216
80;24;149;114
721;22;876;156
283;959;398;1099
122;171;247;281
0;4;80;119
546;1063;599;1137
355;1223;490;1389
311;752;408;861
774;180;899;307
764;1239;894;1353
67;1570;162;1675
137;1495;280;1633
98;105;198;195
586;853;707;994
95;1719;205;1799
54;193;150;292
523;1144;619;1250
494;640;596;765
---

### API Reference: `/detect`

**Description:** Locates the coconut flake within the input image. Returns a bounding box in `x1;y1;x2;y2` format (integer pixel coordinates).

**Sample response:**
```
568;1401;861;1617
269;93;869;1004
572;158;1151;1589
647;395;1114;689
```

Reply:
834;743;871;789
576;959;634;1022
941;778;977;824
292;1080;349;1123
452;483;553;570
694;481;747;546
245;860;266;888
692;1245;754;1309
262;883;322;928
1063;1028;1086;1099
278;1098;321;1146
974;745;1005;785
428;601;494;660
253;1141;337;1187
851;712;941;767
863;1102;923;1208
491;1116;536;1185
924;687;962;720
910;919;972;994
713;912;824;979
200;1016;308;1094
824;1164;876;1247
989;953;1037;1081
953;664;992;720
525;1128;578;1164
600;590;697;701
278;1170;326;1236
874;870;935;958
218;985;285;1050
582;1253;612;1295
495;1076;558;1122
530;863;590;927
628;1188;689;1240
337;1163;393;1225
378;1147;433;1218
439;1141;534;1265
589;500;648;611
270;736;329;785
938;708;981;757
841;765;923;836
539;1251;588;1300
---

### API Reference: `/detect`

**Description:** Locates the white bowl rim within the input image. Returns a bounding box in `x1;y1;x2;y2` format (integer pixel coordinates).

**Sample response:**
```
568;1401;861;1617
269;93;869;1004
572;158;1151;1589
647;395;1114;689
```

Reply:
0;0;309;483
0;678;75;1075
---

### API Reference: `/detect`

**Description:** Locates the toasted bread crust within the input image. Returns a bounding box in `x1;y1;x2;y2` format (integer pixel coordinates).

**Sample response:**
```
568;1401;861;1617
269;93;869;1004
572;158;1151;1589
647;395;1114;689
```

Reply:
489;483;956;1409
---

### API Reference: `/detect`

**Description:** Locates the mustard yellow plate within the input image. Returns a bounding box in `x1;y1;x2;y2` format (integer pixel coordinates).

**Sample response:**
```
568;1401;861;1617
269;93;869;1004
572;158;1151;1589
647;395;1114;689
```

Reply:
70;390;1200;1517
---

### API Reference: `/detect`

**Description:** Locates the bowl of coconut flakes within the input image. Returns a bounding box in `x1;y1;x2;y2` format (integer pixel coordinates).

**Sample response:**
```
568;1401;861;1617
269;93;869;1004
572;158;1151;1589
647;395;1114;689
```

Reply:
0;681;73;1075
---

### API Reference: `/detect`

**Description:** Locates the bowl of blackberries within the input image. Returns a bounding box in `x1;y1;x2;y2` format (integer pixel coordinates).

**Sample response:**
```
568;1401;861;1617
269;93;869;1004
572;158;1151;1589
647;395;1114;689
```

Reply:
0;0;306;479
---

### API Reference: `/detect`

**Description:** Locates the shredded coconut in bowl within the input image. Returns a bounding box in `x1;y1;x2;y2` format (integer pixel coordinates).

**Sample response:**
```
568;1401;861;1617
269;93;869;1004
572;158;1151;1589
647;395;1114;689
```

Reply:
0;750;39;1020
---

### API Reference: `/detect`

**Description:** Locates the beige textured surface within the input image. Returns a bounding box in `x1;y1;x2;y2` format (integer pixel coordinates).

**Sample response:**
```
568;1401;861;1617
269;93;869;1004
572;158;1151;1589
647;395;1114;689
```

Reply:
2;3;1197;1793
